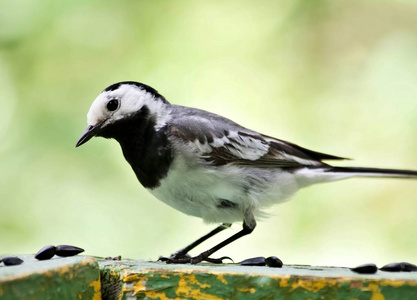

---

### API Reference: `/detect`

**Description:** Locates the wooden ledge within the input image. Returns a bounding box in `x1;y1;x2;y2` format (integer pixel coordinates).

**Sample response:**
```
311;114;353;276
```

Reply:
99;259;417;299
1;256;417;299
0;255;100;299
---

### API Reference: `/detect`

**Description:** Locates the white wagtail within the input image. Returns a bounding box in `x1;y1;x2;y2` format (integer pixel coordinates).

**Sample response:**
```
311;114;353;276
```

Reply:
76;81;417;264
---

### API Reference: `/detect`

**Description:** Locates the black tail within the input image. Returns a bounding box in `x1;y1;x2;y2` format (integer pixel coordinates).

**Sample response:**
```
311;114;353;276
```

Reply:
328;166;417;178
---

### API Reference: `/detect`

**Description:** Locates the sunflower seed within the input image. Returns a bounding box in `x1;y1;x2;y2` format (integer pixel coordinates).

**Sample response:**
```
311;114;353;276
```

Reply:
55;245;84;257
351;263;378;274
240;256;266;266
2;256;23;266
265;256;283;268
380;262;417;272
35;245;56;260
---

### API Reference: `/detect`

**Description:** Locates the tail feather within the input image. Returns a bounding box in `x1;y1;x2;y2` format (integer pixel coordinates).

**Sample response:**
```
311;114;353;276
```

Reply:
328;166;417;178
294;166;417;188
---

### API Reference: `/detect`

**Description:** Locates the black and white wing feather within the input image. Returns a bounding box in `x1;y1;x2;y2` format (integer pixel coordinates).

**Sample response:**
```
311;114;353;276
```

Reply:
168;106;347;169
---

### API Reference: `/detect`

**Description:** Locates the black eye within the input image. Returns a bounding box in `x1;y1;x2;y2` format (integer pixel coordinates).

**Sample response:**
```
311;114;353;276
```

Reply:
107;99;119;111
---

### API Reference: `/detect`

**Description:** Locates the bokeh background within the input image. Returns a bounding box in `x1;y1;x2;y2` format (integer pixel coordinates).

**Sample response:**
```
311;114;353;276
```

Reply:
1;0;417;267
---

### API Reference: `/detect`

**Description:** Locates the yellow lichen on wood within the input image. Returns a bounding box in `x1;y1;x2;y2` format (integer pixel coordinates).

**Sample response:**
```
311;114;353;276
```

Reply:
367;283;385;300
88;279;101;300
237;287;256;294
142;290;170;300
122;273;143;282
216;274;228;285
176;274;221;300
290;278;338;293
279;276;290;287
380;279;417;288
128;274;171;300
131;275;148;294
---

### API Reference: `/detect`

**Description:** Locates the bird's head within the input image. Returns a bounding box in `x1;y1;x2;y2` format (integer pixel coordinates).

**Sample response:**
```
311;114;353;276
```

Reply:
76;81;170;147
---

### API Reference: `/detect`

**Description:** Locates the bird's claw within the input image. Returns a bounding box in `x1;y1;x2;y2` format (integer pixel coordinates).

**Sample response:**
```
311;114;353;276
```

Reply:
204;256;234;264
160;253;232;264
158;252;191;262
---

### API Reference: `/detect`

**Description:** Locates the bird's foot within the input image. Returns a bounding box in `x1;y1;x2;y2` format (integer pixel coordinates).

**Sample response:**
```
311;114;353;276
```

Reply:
159;251;232;264
158;249;191;262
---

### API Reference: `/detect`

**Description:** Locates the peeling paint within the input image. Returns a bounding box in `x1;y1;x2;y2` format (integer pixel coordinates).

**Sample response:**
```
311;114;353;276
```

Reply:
350;280;363;289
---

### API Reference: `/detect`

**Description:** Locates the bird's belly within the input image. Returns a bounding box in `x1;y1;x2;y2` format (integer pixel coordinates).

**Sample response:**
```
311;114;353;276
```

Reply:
148;162;247;223
147;156;301;223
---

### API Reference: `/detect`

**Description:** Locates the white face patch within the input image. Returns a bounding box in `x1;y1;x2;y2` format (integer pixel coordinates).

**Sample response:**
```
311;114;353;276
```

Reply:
86;84;171;130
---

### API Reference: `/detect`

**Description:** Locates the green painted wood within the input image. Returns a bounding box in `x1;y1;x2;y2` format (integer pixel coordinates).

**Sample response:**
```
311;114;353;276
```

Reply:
2;256;416;299
99;259;417;300
0;255;101;300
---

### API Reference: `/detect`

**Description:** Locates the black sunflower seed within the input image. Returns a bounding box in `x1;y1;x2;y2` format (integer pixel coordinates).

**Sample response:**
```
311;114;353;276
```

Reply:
55;245;84;257
265;256;283;268
35;245;57;260
351;263;378;274
401;262;417;272
2;256;23;266
240;256;266;266
380;262;417;272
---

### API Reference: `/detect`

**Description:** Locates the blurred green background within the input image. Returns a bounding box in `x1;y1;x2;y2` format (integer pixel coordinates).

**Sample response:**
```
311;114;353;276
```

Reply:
1;0;417;267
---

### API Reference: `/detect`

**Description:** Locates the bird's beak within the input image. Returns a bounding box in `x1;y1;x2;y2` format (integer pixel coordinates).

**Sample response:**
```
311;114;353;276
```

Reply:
76;124;101;147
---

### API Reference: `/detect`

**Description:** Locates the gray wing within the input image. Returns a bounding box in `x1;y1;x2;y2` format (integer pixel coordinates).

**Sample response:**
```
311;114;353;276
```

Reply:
168;106;347;168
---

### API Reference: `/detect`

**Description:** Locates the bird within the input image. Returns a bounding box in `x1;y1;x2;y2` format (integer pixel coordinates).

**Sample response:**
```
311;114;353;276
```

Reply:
76;81;417;264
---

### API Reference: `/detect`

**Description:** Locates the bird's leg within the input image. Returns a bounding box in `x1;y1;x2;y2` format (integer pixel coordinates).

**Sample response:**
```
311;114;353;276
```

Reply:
158;223;231;262
166;219;256;264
